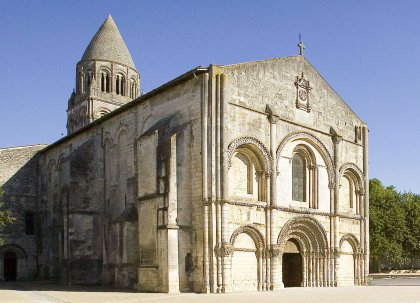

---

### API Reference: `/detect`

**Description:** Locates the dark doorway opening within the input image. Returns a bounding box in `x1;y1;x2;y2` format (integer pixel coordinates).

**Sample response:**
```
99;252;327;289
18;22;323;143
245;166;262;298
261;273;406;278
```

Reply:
282;253;302;287
282;239;302;287
4;251;17;281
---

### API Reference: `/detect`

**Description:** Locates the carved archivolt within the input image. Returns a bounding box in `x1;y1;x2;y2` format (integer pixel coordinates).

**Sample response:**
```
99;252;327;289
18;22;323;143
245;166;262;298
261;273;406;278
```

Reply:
57;154;66;170
276;131;335;187
339;163;365;193
277;215;329;254
102;132;114;147
227;137;273;174
47;159;57;172
339;233;361;253
116;124;129;143
230;224;265;252
0;244;27;258
94;107;111;119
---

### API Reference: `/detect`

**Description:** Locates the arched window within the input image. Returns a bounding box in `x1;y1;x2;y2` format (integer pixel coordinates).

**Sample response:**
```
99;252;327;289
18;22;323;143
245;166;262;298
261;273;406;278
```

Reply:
25;211;34;235
228;143;269;202
101;72;110;93
129;79;137;98
340;169;363;214
233;152;254;195
115;74;125;96
291;144;318;208
85;71;92;91
120;75;125;96
78;71;84;93
292;154;306;202
116;75;120;95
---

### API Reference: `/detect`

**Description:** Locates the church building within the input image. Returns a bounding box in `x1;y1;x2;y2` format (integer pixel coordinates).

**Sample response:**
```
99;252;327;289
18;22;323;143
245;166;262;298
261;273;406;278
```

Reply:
0;16;369;292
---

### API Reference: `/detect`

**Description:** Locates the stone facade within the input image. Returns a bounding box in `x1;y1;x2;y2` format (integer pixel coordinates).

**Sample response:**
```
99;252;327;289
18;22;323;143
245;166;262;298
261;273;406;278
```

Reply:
0;16;368;292
0;144;46;281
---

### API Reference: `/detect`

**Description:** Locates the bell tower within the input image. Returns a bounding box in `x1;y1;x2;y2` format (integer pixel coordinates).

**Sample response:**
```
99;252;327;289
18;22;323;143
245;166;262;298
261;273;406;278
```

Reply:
67;15;140;134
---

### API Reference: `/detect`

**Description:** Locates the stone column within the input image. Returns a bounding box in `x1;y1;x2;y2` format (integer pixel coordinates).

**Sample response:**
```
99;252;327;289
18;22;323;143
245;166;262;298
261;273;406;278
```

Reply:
215;73;222;293
201;73;210;293
302;251;307;287
262;251;267;290
257;249;263;291
221;242;234;292
353;252;358;286
270;244;283;290
335;252;340;287
323;253;328;287
330;251;335;287
331;130;342;287
362;124;369;284
166;134;180;293
308;252;313;287
268;114;279;290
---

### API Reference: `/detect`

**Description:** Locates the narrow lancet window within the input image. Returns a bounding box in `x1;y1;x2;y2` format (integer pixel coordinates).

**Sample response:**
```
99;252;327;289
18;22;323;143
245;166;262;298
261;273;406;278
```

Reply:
292;154;306;202
116;75;120;95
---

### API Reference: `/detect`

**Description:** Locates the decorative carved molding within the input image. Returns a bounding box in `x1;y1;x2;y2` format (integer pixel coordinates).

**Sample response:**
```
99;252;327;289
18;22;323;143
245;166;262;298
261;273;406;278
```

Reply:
227;136;273;174
221;242;235;257
225;199;266;209
277;215;329;254
295;72;312;112
276;131;335;187
229;224;265;250
339;233;361;253
338;162;366;193
270;244;282;257
273;205;330;217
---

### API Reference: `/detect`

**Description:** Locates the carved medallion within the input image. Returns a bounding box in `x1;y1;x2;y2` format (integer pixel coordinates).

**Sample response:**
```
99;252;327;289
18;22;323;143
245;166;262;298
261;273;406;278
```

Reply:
295;72;312;112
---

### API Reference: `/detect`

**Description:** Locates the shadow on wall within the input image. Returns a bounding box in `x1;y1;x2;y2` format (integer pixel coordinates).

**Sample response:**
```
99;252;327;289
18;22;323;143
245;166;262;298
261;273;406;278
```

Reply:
0;149;43;282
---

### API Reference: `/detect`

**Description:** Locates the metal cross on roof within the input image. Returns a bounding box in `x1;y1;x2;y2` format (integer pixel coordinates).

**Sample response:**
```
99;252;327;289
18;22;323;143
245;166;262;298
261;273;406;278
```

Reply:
298;33;305;56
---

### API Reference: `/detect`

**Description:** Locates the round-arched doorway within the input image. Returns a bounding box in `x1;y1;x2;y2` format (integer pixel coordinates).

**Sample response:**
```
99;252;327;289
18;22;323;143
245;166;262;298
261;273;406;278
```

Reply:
282;239;302;287
4;251;17;281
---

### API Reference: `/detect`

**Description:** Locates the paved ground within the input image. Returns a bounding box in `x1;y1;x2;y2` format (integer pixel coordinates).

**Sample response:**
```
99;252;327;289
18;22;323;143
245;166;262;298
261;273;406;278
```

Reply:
1;278;420;303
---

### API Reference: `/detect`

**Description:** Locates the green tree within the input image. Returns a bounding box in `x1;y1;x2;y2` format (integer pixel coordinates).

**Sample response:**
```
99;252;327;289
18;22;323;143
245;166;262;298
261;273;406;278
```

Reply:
401;192;420;266
369;178;406;272
0;186;15;245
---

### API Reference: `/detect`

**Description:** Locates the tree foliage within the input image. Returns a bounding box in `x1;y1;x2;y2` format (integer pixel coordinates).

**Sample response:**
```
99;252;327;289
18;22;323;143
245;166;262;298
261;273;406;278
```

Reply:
370;178;420;271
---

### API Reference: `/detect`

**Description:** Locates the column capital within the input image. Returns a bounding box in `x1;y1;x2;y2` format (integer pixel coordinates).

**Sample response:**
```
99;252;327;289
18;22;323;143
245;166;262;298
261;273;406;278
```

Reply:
268;114;280;125
217;242;235;257
270;244;282;257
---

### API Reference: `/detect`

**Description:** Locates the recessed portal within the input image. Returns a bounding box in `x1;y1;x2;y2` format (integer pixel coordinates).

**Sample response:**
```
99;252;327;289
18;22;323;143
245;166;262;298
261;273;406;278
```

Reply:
4;251;17;281
282;239;302;287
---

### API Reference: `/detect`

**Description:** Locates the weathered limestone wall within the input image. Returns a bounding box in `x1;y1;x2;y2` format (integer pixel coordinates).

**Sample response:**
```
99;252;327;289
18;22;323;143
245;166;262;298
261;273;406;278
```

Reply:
213;56;367;291
133;75;203;292
0;55;367;293
0;144;46;281
33;71;203;291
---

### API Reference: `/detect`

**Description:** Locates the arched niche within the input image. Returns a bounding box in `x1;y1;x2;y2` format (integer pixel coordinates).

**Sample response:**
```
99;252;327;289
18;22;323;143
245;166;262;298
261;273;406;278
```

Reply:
338;233;361;286
229;225;265;291
227;137;272;203
338;163;365;215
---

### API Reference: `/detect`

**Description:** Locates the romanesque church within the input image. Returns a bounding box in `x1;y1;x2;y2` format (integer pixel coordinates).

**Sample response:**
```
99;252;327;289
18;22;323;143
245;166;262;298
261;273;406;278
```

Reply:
0;16;369;293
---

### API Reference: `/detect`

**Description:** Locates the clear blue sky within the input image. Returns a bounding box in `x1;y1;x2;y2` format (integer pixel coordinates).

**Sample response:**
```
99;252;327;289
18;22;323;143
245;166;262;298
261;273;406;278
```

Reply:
1;1;419;193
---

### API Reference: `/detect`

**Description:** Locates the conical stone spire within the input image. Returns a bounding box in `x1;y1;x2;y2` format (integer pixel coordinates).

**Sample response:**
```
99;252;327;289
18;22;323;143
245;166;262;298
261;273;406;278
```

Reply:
81;15;136;69
67;15;140;135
